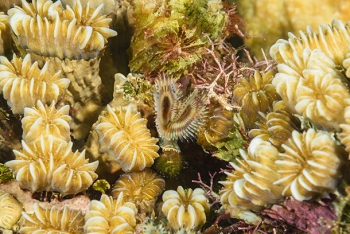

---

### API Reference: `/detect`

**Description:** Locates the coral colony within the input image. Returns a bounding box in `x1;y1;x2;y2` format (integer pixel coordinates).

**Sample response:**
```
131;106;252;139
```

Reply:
1;0;350;233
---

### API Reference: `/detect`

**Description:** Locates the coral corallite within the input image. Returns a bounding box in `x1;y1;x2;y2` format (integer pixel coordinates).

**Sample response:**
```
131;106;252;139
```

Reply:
9;0;117;59
162;186;210;231
95;104;159;172
0;53;70;114
20;203;84;233
274;129;343;201
21;100;72;143
84;193;137;234
233;70;280;128
271;48;350;130
0;190;22;230
111;170;165;210
219;137;283;211
6;136;98;195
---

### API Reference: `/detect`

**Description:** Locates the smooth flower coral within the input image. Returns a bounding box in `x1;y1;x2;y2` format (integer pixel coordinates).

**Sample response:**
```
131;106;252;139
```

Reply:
9;0;117;59
219;137;283;211
20;203;84;233
0;190;22;230
249;100;301;148
0;54;70;114
270;19;350;66
84;193;137;234
95;104;159;172
162;186;209;231
21;100;71;142
274;129;342;201
271;48;350;130
6;136;98;195
233;70;280;128
111;169;165;206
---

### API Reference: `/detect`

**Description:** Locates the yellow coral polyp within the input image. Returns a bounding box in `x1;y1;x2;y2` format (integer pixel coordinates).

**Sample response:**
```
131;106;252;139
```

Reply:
219;137;283;211
22;100;71;143
162;186;209;231
9;0;117;59
95;104;159;172
233;70;280;128
249;100;300;148
0;190;22;230
0;53;70;114
6;136;98;195
274;129;342;201
84;193;137;234
20;203;84;233
111;170;165;206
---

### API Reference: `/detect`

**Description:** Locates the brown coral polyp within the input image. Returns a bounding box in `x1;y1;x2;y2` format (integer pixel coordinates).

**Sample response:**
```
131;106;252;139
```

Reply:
233;70;280;128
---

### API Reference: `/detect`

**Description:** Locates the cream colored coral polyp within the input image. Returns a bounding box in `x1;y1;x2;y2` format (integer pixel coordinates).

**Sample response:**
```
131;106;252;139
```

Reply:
20;203;84;233
9;0;117;60
84;193;137;233
0;54;70;114
274;129;342;201
95;104;159;172
6;136;98;195
162;186;209;231
0;190;22;230
219;138;283;211
22;100;71;143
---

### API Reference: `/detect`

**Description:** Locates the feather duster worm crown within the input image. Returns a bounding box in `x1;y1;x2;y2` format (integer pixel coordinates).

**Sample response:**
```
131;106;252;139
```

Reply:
20;203;84;234
154;75;208;143
0;190;22;230
6;136;98;195
271;47;350;130
274;129;343;201
22;100;71;143
219;137;283;211
233;70;280;128
95;104;159;172
9;0;117;59
0;54;70;114
111;170;165;205
84;193;137;234
162;186;210;231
